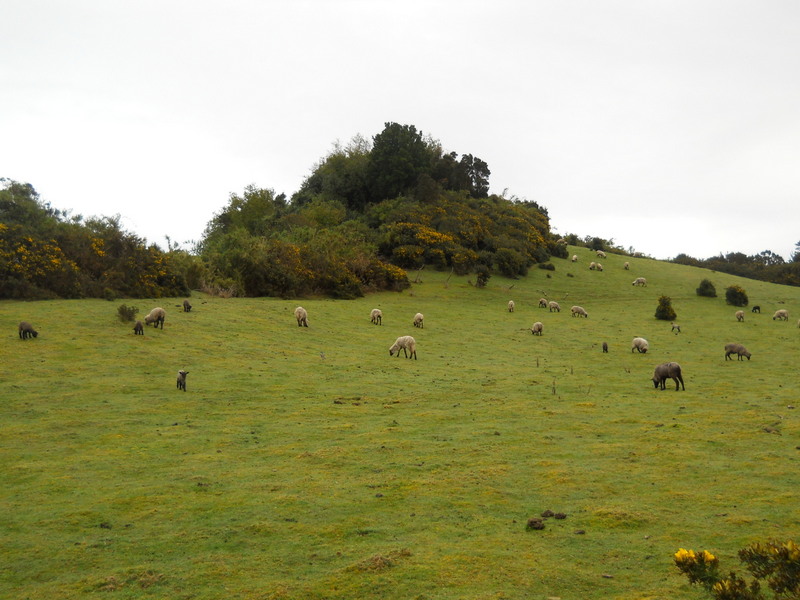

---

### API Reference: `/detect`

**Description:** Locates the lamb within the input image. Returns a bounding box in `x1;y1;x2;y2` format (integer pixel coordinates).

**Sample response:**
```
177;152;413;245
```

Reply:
735;310;745;322
413;313;424;328
623;261;630;270
602;341;608;353
538;298;548;308
589;261;597;270
773;309;789;321
571;255;578;262
631;337;649;353
389;335;417;359
531;322;543;335
294;306;309;327
724;343;751;361
370;308;382;325
596;250;606;258
652;362;685;391
671;322;681;334
751;305;761;313
144;307;166;329
176;370;189;391
133;321;144;335
183;299;192;312
570;305;588;318
507;300;515;313
548;301;561;312
632;277;647;286
18;321;38;339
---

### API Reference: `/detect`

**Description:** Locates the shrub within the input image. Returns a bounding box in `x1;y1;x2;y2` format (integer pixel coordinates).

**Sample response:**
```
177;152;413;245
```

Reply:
655;295;677;321
475;265;491;288
696;279;717;297
538;263;555;271
117;304;139;322
726;285;749;307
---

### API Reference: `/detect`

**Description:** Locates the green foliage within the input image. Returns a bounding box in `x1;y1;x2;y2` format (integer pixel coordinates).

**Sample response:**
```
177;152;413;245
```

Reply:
474;264;491;287
368;122;432;201
537;262;556;271
697;278;718;297
726;284;749;307
655;295;677;320
116;304;138;322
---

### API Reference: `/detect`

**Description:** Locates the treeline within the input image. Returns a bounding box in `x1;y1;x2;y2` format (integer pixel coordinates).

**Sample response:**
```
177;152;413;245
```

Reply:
0;179;190;299
672;249;800;287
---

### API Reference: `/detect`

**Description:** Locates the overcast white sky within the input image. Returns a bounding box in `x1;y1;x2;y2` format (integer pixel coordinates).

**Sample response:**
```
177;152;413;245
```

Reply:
2;1;799;260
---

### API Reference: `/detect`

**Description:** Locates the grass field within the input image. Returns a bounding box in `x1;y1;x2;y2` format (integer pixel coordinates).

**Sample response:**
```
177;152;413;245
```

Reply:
2;246;799;599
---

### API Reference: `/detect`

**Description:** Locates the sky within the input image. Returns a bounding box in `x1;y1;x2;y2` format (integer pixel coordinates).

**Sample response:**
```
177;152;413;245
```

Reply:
2;0;799;260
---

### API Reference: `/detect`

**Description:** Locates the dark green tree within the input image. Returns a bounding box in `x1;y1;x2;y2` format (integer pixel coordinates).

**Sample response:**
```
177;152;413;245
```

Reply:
367;122;432;201
725;285;749;307
696;278;717;297
655;295;677;321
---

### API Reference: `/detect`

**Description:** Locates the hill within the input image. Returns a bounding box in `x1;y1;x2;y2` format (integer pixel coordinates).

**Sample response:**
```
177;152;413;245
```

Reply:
1;248;799;599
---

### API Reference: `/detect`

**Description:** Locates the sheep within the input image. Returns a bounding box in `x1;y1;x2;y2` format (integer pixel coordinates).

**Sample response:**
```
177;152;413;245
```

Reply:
507;300;515;313
413;313;424;328
294;306;309;327
631;337;649;353
548;301;561;313
623;261;630;270
596;250;606;258
18;321;38;340
133;321;144;335
602;341;608;353
596;263;604;271
370;308;382;325
652;362;685;391
531;322;543;335
144;307;166;329
671;322;681;334
632;277;647;286
389;335;417;359
570;305;588;318
183;299;192;312
751;305;761;313
538;297;548;308
735;310;745;322
724;343;751;361
571;255;578;262
176;370;189;391
589;261;597;270
773;309;789;321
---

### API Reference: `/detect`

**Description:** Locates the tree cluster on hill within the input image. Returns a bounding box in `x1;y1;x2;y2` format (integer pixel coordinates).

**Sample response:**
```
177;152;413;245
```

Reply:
673;247;800;287
0;179;189;299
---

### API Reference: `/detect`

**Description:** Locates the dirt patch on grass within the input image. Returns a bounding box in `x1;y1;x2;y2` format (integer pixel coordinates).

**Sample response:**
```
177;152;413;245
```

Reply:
346;548;412;572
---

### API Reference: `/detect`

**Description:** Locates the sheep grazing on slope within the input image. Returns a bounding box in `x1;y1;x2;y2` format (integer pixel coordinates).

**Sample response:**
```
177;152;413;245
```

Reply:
144;307;166;329
18;321;38;339
596;250;606;258
389;335;417;359
370;308;382;325
652;362;685;391
751;305;761;313
773;309;789;321
631;337;649;353
507;300;515;313
176;370;189;391
183;299;192;312
735;310;745;322
571;255;578;262
531;322;543;335
602;341;608;353
596;263;604;271
589;261;597;270
724;343;752;361
623;261;630;270
570;305;588;318
671;322;681;334
413;313;424;328
133;321;144;335
632;277;647;286
294;306;309;327
548;301;561;313
538;298;548;308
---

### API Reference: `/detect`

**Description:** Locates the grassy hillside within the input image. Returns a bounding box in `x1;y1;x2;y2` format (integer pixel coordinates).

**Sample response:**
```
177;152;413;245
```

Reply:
2;247;799;599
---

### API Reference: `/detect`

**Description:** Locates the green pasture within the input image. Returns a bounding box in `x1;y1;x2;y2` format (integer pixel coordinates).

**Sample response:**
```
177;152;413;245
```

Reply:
2;246;799;599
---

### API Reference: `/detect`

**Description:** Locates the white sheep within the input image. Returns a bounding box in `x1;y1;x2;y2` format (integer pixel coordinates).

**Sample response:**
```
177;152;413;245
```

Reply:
507;300;515;313
389;335;417;359
623;261;630;270
294;306;309;327
589;261;597;270
773;309;789;321
632;277;647;287
370;308;382;325
144;307;166;329
724;343;751;361
596;263;604;271
538;297;548;308
631;337;649;353
735;310;745;322
413;312;424;328
570;305;588;318
548;301;561;312
571;255;578;262
596;250;606;258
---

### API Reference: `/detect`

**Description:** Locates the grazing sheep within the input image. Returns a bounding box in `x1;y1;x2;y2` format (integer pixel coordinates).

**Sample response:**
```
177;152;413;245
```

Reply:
632;277;647;286
751;305;761;313
725;343;751;361
133;321;144;335
631;337;649;353
797;318;800;328
508;300;515;313
413;313;424;328
623;261;630;270
370;308;382;325
596;263;604;271
531;322;543;336
671;322;681;334
176;370;189;391
602;341;608;353
18;321;38;339
538;297;548;308
183;299;192;312
735;310;745;322
548;301;561;313
389;335;417;359
571;255;578;262
570;305;588;318
294;306;309;327
596;250;606;258
652;362;685;391
144;307;166;329
589;261;597;270
773;309;789;321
